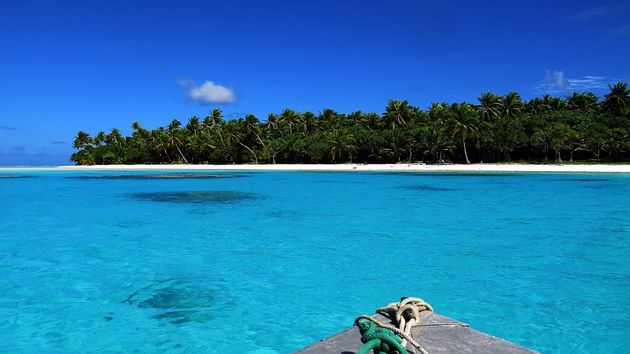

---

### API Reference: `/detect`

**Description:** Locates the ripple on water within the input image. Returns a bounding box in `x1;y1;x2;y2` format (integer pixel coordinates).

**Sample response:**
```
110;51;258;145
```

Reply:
72;173;247;180
131;191;257;204
122;278;223;324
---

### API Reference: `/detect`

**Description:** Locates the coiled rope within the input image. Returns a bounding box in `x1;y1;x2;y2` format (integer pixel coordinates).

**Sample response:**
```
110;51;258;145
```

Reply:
354;297;434;354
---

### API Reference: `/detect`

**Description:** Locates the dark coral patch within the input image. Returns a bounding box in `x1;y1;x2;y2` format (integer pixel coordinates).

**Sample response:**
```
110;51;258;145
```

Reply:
400;184;456;191
131;191;257;204
73;173;246;180
123;278;221;325
563;178;609;182
399;172;519;177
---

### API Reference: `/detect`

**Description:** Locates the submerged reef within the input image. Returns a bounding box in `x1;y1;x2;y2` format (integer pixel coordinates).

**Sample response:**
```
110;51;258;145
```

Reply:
73;173;246;180
131;190;257;204
387;172;522;177
400;184;457;191
546;178;610;182
122;278;223;324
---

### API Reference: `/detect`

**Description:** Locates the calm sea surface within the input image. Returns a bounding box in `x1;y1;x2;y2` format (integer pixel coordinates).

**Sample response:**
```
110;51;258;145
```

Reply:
0;170;628;353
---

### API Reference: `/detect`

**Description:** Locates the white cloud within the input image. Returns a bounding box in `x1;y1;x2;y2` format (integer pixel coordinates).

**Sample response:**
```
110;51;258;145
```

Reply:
543;70;568;92
178;79;236;104
536;70;619;94
537;70;568;93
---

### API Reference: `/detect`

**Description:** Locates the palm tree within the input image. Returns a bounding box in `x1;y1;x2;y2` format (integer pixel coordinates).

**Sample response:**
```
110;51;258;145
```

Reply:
361;112;381;130
152;128;172;162
244;114;265;149
204;109;226;147
328;128;357;162
478;93;502;121
103;128;124;163
186;116;201;136
542;95;566;111
105;128;123;146
69;83;630;165
319;109;342;131
422;124;455;163
567;92;598;113
278;109;302;135
131;121;142;132
526;97;551;115
383;99;411;129
602;82;630;116
428;102;450;125
130;121;149;147
72;131;92;149
188;131;215;162
93;131;106;146
379;129;407;162
224;120;258;164
166;119;188;163
501;92;523;119
71;150;95;165
302;111;316;134
450;103;479;164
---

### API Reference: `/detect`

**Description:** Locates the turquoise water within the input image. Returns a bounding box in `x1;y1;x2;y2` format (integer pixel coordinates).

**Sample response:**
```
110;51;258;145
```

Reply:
0;170;629;353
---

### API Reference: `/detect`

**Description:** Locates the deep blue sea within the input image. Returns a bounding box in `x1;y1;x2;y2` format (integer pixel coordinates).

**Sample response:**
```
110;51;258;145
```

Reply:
0;169;629;353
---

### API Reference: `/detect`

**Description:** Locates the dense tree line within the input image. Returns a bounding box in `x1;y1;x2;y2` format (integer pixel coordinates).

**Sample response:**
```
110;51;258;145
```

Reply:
72;82;630;165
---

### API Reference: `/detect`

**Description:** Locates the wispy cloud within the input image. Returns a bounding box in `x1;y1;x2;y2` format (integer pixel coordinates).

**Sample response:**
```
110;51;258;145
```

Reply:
1;126;16;131
536;70;620;94
178;79;236;104
566;6;611;21
539;70;569;92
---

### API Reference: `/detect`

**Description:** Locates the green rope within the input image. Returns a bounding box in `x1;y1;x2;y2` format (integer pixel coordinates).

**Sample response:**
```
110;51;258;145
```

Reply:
356;319;408;354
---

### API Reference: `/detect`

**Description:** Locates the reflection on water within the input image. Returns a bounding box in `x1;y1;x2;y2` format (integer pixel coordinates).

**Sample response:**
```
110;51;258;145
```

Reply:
72;173;246;180
0;175;31;179
131;191;257;204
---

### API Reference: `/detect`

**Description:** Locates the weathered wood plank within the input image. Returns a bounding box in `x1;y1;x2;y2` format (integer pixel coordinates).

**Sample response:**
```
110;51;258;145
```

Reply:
295;311;536;354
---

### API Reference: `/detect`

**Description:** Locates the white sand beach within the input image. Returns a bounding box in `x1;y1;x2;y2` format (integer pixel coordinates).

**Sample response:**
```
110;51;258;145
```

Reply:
7;163;624;173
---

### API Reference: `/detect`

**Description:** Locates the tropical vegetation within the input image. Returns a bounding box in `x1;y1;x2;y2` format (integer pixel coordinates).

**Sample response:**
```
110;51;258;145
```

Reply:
72;82;630;165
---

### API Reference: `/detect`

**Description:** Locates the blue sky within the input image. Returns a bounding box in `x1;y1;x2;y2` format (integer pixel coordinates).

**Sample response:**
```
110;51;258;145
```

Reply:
1;0;629;165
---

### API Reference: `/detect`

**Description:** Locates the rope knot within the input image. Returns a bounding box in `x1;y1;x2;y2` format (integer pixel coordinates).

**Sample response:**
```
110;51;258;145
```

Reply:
355;297;433;354
355;319;407;354
378;297;433;332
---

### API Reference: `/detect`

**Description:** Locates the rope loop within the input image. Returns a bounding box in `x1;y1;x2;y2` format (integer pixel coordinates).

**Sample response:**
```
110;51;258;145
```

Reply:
355;297;433;354
355;318;407;354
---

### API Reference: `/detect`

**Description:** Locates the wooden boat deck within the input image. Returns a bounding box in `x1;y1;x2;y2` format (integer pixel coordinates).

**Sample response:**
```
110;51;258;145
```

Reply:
296;311;536;354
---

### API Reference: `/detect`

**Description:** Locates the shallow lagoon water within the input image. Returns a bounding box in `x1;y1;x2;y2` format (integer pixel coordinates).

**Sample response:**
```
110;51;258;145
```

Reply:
0;170;629;353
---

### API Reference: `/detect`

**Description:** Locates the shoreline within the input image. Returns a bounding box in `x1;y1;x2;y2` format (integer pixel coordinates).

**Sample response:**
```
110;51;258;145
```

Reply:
2;163;630;173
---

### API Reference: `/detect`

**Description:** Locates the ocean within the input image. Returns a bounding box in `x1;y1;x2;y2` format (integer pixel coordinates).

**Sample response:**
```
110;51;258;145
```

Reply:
0;170;628;353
